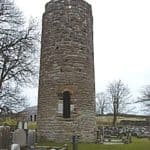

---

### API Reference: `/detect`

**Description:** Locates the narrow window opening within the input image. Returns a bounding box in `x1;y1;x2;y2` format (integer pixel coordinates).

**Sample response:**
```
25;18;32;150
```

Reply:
30;115;32;122
63;91;71;118
34;115;37;122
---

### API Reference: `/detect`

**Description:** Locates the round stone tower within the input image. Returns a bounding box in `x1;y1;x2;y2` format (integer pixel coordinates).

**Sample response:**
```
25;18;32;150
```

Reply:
37;0;96;142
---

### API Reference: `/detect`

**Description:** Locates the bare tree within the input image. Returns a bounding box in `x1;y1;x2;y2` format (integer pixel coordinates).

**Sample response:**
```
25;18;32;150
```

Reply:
0;83;27;111
107;80;131;126
96;92;108;115
138;85;150;114
0;0;40;110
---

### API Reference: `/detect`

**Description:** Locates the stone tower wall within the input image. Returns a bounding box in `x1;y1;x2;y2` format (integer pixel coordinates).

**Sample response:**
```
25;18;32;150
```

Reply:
37;0;96;142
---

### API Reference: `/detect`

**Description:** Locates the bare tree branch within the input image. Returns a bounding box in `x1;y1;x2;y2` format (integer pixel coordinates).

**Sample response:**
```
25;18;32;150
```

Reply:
0;0;40;110
138;85;150;114
106;80;132;126
96;92;109;115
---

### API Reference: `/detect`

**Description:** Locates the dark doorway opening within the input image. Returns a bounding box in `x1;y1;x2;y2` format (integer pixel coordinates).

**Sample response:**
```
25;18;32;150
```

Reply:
63;91;71;118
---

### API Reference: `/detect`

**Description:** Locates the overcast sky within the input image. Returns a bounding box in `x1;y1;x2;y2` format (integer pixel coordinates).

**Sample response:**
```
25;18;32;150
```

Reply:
15;0;150;110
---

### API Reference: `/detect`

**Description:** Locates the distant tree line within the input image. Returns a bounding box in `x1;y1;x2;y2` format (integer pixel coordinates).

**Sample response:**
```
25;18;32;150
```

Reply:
96;79;150;126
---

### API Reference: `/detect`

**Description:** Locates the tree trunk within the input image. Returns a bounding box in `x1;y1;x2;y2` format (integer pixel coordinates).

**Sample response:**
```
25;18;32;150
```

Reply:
113;113;117;126
113;106;117;126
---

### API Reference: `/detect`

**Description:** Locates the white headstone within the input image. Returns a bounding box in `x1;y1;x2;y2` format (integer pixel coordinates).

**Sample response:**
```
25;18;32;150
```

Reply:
11;144;20;150
18;122;23;129
24;122;28;130
13;129;26;146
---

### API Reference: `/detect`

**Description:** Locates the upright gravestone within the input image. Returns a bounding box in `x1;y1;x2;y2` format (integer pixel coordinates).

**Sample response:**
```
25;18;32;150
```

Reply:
28;129;36;146
13;129;26;146
11;144;20;150
24;122;28;130
0;126;10;149
18;121;23;129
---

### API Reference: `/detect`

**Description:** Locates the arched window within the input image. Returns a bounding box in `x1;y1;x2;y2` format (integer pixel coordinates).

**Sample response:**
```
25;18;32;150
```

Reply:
63;91;71;118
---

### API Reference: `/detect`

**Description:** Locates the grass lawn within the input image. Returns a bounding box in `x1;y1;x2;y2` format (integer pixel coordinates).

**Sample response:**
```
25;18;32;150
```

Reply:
38;138;150;150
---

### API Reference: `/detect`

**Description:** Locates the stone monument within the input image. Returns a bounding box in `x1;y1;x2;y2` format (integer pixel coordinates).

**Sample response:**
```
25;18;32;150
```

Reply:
38;0;96;142
12;129;26;146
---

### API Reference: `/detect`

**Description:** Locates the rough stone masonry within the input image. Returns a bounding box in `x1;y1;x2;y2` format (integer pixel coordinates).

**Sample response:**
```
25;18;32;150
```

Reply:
37;0;96;142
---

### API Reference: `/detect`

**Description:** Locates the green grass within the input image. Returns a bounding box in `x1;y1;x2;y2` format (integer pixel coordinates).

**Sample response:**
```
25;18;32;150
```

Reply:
78;139;150;150
38;138;150;150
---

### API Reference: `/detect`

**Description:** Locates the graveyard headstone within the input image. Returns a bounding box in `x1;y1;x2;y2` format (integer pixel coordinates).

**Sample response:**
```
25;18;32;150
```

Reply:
28;129;36;146
24;122;28;130
11;144;20;150
0;126;10;149
13;129;26;146
18;121;23;129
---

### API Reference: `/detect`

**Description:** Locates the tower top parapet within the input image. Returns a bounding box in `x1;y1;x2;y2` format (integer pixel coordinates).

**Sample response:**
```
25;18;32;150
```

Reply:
45;0;92;15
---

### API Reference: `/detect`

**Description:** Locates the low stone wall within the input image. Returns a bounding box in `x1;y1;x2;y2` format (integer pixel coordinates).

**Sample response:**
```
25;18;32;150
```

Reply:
120;120;149;126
